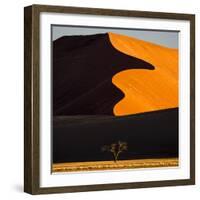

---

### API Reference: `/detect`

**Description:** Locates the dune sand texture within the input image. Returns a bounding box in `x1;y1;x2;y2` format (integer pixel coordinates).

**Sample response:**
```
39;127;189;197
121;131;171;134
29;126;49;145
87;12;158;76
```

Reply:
109;32;178;116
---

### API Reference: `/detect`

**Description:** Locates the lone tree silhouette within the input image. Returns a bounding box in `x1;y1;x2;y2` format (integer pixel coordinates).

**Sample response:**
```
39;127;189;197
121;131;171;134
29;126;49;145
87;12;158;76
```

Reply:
101;141;128;162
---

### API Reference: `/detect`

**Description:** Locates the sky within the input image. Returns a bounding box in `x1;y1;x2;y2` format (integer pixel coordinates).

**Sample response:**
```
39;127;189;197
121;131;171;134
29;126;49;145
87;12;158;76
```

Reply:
52;25;178;49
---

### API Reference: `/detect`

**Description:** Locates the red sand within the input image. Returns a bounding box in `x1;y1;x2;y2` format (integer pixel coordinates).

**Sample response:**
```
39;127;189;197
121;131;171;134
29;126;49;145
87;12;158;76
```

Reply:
109;32;178;116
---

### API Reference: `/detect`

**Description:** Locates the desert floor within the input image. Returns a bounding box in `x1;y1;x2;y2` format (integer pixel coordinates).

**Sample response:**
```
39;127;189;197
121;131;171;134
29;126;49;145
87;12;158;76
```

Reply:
52;157;178;173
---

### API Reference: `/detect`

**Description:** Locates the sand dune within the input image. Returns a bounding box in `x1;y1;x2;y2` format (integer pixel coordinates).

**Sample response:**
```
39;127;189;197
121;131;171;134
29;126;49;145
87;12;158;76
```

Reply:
53;32;178;116
109;32;178;116
53;33;154;116
53;108;178;163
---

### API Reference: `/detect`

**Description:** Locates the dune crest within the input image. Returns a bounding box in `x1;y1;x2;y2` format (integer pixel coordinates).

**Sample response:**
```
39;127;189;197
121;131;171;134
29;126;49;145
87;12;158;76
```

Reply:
109;32;178;116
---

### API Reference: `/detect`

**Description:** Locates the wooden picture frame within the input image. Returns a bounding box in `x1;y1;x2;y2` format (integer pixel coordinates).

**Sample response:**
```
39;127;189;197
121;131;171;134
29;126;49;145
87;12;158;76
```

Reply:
24;4;195;194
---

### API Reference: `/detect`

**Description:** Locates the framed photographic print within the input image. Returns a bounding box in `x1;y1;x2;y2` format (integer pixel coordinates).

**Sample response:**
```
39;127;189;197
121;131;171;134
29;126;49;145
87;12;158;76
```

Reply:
24;4;195;194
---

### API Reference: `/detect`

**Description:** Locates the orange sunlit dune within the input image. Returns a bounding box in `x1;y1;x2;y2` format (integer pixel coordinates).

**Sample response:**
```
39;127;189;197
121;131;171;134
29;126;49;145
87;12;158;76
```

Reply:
108;32;178;116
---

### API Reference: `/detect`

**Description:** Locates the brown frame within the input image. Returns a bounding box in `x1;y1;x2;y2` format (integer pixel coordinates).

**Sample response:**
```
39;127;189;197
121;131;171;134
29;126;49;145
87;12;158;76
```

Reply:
24;4;195;194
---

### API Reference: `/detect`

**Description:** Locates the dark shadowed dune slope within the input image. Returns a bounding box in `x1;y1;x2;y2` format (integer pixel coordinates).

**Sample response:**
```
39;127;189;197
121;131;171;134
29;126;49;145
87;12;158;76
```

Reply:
53;33;155;116
53;108;178;163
